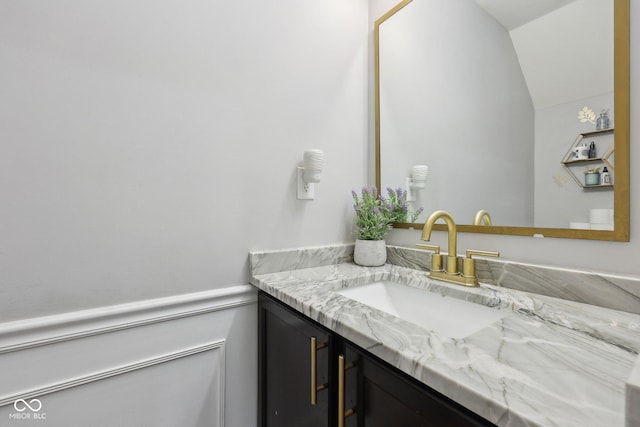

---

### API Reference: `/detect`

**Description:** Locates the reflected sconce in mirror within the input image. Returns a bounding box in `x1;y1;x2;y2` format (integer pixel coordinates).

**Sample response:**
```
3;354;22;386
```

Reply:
406;165;428;202
297;149;325;200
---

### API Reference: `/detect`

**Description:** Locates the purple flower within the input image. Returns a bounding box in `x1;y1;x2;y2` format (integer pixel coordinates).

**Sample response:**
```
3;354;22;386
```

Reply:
350;187;395;239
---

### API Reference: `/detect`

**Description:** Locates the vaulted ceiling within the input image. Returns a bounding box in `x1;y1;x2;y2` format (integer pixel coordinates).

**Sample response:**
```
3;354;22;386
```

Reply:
474;0;613;110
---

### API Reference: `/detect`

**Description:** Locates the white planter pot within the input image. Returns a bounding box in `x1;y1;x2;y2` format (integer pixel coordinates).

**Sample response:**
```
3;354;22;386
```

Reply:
353;239;387;267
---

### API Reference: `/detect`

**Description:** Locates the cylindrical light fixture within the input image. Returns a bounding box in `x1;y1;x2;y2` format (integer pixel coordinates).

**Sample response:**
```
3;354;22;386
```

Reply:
297;149;325;200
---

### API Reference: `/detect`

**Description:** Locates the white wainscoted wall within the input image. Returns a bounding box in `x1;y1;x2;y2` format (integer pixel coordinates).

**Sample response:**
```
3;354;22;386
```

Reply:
0;286;256;427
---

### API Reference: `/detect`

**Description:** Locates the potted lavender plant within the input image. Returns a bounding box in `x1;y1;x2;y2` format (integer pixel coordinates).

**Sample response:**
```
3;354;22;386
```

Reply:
385;187;424;223
351;187;391;266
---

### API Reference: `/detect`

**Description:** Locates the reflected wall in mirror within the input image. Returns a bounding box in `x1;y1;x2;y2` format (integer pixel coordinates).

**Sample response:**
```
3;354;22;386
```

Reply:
375;0;629;241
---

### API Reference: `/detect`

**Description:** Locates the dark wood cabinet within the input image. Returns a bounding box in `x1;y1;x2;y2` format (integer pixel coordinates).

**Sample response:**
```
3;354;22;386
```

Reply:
258;291;495;427
258;292;334;427
345;343;495;427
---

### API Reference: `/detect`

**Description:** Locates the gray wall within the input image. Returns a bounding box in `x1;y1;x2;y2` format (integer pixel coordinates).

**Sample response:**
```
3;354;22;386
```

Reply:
0;0;369;322
378;0;534;226
534;92;614;228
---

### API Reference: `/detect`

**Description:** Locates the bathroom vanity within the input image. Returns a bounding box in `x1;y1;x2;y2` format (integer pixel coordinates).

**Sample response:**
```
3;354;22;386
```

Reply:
250;245;640;427
259;291;493;427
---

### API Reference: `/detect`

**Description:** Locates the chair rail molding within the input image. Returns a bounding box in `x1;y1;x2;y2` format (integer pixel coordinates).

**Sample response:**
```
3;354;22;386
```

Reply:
0;285;256;354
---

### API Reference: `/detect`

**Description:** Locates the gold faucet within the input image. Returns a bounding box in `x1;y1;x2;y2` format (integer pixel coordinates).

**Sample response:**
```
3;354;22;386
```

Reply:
416;210;499;287
421;210;459;275
473;209;492;226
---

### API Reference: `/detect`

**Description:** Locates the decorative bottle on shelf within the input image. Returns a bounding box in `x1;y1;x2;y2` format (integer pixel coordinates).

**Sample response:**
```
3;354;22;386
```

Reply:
588;141;596;158
600;167;611;185
596;109;610;130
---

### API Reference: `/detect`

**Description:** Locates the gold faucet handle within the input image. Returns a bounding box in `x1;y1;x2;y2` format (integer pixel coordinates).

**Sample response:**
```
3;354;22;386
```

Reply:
465;249;500;259
462;249;500;279
416;244;443;272
416;243;440;253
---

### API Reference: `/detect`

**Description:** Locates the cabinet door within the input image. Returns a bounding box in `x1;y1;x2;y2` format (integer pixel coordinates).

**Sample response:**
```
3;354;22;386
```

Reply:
344;343;495;427
258;292;333;427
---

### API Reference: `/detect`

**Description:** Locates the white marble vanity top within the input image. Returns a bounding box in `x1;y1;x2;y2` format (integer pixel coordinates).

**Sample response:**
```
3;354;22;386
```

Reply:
250;261;640;427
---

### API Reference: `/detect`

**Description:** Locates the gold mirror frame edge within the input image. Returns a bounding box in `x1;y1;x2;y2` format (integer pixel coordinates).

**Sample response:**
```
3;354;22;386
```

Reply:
374;0;630;242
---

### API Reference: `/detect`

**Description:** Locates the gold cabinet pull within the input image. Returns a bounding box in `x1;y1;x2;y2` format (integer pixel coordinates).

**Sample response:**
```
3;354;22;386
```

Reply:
311;337;317;405
338;355;356;427
338;354;345;427
310;337;329;405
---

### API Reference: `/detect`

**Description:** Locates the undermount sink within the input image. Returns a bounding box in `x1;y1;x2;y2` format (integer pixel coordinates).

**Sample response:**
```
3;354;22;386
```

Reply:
336;281;506;338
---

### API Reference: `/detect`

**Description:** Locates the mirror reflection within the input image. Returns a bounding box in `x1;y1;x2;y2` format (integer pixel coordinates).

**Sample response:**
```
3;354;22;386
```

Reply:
377;0;616;231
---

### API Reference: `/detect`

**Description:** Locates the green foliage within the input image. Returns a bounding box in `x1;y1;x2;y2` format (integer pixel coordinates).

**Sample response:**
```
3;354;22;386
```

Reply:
385;187;423;223
351;187;391;240
351;187;425;240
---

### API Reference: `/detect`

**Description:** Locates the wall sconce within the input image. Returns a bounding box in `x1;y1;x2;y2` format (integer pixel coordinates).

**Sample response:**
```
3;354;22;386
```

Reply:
406;165;428;201
297;149;325;200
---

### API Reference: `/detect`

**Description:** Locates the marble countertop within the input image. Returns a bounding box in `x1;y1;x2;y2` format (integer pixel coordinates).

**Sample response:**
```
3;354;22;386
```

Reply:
250;261;640;427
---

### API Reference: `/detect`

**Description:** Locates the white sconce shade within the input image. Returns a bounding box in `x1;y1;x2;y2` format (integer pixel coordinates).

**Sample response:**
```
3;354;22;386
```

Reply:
410;165;428;188
297;149;325;199
407;165;428;201
302;149;324;183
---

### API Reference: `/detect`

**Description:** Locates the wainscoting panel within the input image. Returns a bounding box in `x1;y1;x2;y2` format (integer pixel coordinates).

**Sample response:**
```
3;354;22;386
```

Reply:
0;285;257;427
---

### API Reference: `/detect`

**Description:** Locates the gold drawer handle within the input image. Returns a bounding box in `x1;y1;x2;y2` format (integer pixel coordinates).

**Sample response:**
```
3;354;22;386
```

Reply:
338;355;356;427
310;337;328;405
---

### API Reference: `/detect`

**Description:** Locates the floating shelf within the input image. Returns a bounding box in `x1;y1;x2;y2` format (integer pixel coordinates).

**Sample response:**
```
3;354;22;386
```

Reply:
561;128;614;189
583;183;614;189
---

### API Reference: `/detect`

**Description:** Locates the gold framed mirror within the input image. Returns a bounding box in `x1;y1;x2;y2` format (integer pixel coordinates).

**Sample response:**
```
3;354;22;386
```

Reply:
375;0;629;241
